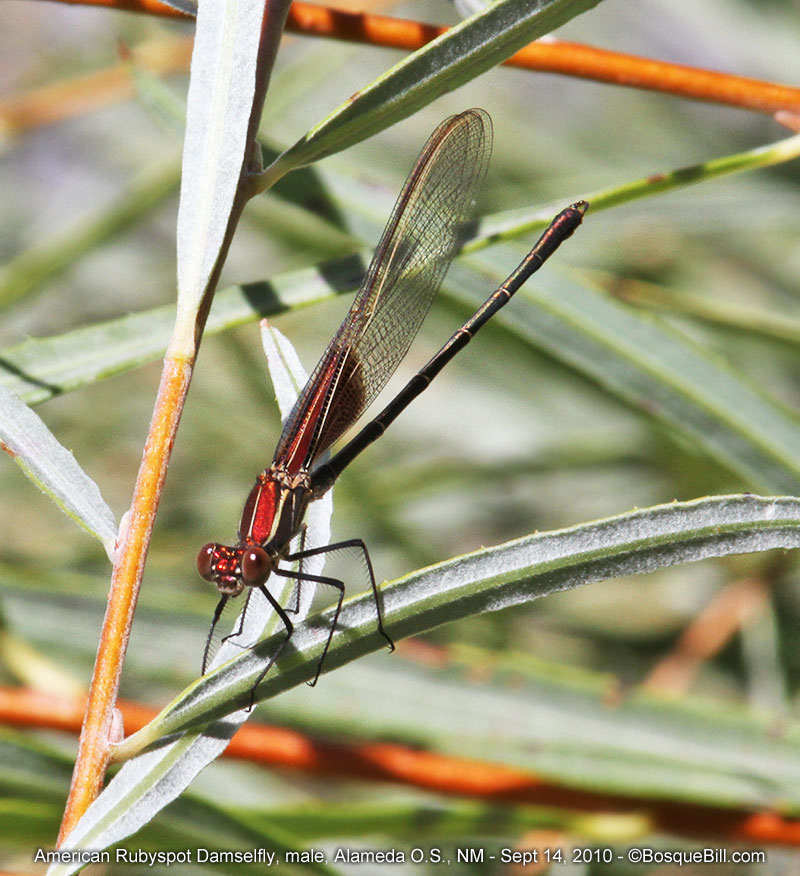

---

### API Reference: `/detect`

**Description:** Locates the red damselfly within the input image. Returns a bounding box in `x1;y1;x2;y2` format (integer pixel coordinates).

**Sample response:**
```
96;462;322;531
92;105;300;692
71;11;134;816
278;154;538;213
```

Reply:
198;108;587;687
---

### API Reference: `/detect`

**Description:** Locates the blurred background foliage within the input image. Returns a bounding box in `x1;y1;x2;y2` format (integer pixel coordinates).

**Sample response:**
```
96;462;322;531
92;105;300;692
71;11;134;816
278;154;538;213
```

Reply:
1;0;800;872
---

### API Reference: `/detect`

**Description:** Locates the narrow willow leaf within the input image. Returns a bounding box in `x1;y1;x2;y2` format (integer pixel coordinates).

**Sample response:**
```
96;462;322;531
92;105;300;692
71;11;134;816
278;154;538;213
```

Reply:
0;384;117;558
259;0;603;186
241;799;602;845
151;797;344;876
261;321;309;415
260;323;333;619
601;274;800;350
47;730;243;876
51;331;331;875
582;129;800;212
6;246;800;493
154;0;197;13
7;129;797;401
0;255;368;405
176;0;291;320
117;494;800;747
474;130;800;243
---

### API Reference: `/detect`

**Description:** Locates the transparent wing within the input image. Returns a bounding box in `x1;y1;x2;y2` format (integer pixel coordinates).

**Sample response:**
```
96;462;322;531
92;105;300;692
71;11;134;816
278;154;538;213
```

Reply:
274;108;492;473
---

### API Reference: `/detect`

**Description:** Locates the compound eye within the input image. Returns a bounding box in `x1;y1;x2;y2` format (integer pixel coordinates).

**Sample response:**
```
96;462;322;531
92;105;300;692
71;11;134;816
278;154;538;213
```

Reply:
241;546;270;586
197;544;216;582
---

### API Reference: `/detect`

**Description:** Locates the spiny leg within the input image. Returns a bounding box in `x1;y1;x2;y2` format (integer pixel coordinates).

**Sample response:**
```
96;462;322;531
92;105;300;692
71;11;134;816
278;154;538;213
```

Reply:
245;580;296;712
289;537;394;653
202;594;229;674
221;588;253;647
246;538;394;703
228;579;295;649
284;524;308;617
275;565;345;687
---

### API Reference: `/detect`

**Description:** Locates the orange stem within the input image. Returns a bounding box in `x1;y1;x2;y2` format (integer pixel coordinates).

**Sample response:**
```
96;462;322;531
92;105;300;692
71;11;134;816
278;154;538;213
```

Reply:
42;0;800;118
53;0;186;14
510;41;800;116
57;355;192;843
4;686;799;847
285;4;800;116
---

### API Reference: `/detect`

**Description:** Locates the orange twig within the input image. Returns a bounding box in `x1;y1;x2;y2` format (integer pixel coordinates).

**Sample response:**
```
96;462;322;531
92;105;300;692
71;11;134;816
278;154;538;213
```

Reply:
53;0;187;15
40;0;800;118
57;355;192;843
284;4;800;116
4;686;800;847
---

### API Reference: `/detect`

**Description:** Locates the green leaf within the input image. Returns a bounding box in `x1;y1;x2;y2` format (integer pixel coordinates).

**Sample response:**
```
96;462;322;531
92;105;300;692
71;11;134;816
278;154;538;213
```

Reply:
0;384;117;556
53;494;800;869
119;494;800;746
258;0;604;186
175;0;292;320
262;655;800;812
474;130;800;243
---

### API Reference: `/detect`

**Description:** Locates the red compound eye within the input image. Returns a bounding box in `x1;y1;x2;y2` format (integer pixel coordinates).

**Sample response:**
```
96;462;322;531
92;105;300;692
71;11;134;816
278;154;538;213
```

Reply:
241;546;270;586
197;544;216;581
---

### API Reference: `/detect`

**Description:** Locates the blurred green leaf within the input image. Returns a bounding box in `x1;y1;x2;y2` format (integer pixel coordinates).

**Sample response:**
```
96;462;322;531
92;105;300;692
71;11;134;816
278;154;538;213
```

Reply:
455;262;800;493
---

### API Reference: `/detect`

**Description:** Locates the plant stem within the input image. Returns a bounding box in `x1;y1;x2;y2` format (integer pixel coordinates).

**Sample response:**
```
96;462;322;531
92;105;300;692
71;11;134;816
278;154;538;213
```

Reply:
50;0;800;118
57;353;192;843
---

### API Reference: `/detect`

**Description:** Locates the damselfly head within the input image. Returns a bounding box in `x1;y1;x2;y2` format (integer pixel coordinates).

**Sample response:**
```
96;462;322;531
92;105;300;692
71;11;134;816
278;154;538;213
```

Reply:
197;542;273;595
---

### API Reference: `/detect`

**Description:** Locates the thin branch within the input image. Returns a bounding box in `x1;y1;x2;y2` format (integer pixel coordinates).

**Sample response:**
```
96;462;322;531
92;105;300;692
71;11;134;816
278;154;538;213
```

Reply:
57;355;192;842
284;4;800;116
38;0;800;119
